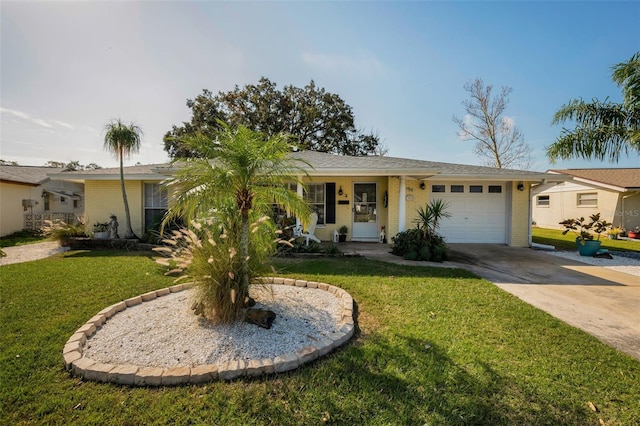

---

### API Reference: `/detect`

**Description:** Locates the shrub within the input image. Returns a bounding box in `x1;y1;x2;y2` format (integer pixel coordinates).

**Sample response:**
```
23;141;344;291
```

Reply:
154;214;274;324
391;228;449;262
41;219;87;241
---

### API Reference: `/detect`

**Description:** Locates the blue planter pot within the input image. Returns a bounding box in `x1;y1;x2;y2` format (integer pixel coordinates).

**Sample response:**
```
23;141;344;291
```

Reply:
576;239;601;256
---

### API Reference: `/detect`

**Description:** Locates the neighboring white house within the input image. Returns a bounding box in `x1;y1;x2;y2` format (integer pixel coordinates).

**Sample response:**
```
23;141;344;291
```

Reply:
53;152;566;246
532;168;640;231
0;165;84;236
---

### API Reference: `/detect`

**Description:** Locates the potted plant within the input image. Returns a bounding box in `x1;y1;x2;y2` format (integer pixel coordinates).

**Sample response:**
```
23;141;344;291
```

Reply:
338;225;348;243
559;213;611;256
628;227;640;239
93;222;110;239
608;227;622;240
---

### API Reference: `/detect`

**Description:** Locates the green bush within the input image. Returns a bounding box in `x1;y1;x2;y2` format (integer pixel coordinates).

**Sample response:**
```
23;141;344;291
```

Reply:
391;228;449;262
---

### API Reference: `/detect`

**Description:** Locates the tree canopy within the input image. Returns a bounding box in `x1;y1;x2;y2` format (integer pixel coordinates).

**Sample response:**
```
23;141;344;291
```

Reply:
547;52;640;163
453;78;533;170
164;77;382;158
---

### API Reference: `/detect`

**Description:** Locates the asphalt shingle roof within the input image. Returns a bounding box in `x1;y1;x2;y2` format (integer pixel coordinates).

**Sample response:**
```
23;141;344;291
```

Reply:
49;152;557;182
550;168;640;190
0;165;63;185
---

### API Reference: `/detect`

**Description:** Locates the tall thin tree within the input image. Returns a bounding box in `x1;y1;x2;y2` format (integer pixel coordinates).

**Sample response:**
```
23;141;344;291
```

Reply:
103;119;142;239
453;78;533;169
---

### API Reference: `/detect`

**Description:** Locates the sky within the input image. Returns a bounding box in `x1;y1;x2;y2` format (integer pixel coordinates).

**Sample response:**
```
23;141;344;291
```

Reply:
1;1;639;172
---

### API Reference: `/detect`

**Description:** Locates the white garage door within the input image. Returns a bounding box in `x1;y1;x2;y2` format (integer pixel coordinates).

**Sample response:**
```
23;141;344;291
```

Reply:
429;182;508;244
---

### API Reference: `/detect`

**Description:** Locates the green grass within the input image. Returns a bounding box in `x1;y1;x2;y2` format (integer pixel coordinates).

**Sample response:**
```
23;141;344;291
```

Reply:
2;252;639;425
533;227;640;252
0;230;46;248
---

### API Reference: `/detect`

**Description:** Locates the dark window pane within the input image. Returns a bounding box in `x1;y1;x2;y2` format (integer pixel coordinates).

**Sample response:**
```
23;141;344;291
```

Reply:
432;185;445;193
470;185;483;193
451;185;464;193
488;185;502;193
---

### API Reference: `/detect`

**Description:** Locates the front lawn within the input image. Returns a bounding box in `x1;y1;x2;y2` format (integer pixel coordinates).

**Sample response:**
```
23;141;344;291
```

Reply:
532;227;640;252
1;251;639;425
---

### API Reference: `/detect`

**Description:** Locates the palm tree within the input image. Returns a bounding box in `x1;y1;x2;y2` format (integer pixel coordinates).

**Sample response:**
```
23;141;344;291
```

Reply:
162;123;311;322
103;119;143;239
547;52;640;163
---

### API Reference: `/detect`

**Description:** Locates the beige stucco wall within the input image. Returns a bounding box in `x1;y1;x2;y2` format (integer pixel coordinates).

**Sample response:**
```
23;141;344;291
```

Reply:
531;182;634;230
0;181;83;236
509;181;531;247
0;182;38;236
85;180;144;237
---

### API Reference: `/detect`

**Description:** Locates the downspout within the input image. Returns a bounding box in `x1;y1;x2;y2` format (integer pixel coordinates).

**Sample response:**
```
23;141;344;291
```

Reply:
528;182;533;247
398;176;406;232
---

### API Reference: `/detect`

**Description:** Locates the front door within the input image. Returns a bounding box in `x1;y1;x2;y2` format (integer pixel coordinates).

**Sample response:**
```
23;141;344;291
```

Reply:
352;183;378;241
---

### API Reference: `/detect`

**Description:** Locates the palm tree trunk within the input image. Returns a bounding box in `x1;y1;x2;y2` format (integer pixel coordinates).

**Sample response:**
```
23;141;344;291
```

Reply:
239;209;250;296
119;149;137;239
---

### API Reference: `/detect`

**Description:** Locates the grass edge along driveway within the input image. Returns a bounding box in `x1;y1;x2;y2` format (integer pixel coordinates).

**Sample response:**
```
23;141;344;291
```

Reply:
1;251;639;425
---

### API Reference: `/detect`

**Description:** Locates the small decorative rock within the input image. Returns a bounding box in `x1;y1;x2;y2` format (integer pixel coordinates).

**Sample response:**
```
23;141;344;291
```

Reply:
245;308;276;329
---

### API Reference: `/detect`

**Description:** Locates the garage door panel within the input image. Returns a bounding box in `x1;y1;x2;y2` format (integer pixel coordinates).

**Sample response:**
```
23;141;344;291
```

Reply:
431;182;507;244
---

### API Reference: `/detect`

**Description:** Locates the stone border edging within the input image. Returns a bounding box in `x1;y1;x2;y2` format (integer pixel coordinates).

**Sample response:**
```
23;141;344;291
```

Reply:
63;278;355;386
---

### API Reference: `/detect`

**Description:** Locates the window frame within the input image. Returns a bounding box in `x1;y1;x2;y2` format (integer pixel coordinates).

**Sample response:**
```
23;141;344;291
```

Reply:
304;183;326;226
143;183;169;230
577;192;597;207
536;195;550;207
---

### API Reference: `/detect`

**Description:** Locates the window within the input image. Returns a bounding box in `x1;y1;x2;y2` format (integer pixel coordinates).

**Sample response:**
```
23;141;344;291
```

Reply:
60;196;67;204
304;183;325;225
431;185;445;193
537;195;550;207
144;183;168;230
73;200;79;209
451;185;464;193
577;192;597;207
488;185;502;193
470;185;483;193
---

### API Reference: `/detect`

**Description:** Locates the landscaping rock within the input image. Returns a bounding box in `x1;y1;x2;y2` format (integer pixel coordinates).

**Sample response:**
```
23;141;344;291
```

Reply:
245;308;276;329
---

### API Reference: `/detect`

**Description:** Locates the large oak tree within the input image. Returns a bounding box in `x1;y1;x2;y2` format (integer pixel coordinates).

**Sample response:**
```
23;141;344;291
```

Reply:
164;77;381;158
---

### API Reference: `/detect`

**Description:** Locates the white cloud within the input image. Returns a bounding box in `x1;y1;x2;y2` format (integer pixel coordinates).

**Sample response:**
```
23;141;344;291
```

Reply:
0;107;74;130
301;52;385;76
53;120;74;129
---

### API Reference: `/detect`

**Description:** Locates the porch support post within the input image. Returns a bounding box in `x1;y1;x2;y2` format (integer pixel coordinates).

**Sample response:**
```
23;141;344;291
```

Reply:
398;176;406;232
296;180;304;228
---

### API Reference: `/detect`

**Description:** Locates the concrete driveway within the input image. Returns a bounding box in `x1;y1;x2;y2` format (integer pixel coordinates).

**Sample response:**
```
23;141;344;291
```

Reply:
447;244;640;361
341;242;640;360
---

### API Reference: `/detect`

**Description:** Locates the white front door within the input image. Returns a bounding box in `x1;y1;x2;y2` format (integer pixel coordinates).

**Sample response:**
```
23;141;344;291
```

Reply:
352;183;378;241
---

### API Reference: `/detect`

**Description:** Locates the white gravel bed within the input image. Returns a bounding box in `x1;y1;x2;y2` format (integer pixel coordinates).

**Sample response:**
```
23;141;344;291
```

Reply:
0;241;69;266
544;250;639;277
83;285;344;368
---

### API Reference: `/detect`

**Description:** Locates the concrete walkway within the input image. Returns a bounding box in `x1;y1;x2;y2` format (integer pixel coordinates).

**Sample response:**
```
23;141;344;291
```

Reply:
342;242;640;361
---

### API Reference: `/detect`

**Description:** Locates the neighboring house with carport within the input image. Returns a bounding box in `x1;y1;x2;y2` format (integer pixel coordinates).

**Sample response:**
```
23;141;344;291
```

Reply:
52;152;563;246
0;165;84;236
532;168;640;231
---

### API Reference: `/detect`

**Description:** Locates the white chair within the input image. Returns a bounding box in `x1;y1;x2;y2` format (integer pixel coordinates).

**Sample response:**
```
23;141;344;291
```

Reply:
293;212;321;246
